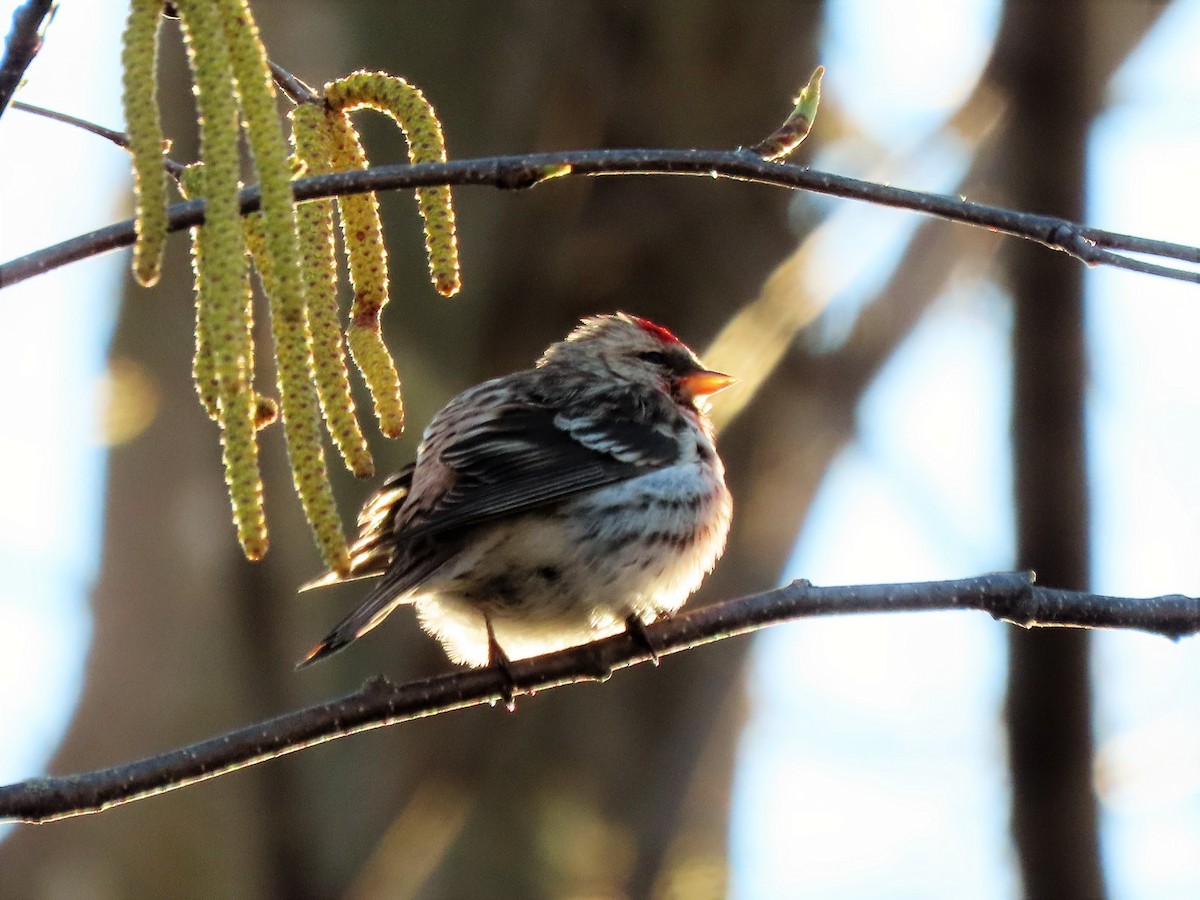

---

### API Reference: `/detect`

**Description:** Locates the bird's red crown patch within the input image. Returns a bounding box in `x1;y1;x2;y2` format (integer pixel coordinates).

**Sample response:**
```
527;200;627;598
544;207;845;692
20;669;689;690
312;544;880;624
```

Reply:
628;315;683;346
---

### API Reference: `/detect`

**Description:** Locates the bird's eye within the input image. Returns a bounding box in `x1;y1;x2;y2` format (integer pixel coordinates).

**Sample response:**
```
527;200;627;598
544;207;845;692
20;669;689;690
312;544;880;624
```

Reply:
637;351;669;366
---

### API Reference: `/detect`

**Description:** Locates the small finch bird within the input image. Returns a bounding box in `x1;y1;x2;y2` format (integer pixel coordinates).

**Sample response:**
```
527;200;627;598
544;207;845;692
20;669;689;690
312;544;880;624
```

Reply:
299;312;733;672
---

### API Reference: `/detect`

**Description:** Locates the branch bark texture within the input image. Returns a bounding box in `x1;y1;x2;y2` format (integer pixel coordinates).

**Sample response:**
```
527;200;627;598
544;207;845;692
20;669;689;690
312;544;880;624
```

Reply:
2;571;1197;825
1;148;1197;289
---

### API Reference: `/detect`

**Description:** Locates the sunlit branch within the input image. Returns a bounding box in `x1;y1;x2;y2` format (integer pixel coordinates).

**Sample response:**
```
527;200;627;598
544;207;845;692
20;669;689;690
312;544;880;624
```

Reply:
267;58;318;104
2;148;1197;290
2;570;1197;825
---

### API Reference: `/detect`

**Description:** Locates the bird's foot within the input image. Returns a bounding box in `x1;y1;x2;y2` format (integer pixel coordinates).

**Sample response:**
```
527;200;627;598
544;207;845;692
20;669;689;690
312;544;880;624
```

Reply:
486;619;517;711
625;614;660;666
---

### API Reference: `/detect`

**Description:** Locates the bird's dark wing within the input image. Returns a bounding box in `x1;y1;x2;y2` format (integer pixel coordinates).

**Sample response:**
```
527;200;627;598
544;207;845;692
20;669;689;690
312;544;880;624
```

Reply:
400;389;680;542
297;380;683;669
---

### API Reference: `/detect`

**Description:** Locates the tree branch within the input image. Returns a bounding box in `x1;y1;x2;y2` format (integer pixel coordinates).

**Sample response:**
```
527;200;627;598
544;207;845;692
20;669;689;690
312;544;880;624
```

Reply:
2;570;1197;825
0;0;53;121
9;100;189;177
2;148;1197;289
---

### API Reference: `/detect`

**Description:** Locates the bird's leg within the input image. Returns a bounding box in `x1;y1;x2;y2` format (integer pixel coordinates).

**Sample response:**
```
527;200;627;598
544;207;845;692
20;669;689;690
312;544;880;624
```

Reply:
624;614;660;666
485;616;517;711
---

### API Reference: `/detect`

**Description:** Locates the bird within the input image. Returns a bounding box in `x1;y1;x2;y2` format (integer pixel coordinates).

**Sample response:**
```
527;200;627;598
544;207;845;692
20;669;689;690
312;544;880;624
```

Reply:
298;312;734;676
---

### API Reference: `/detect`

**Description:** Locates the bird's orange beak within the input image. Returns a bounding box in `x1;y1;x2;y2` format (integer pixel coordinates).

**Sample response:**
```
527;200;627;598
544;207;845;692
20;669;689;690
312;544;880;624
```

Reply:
678;369;736;402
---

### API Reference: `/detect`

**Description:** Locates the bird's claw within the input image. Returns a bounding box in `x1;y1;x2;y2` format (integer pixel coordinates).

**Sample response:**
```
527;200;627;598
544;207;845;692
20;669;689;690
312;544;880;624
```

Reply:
486;619;518;711
625;614;660;666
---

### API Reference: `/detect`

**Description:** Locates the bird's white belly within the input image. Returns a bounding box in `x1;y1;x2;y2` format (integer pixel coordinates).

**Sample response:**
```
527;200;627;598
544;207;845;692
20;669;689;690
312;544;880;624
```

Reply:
412;462;731;666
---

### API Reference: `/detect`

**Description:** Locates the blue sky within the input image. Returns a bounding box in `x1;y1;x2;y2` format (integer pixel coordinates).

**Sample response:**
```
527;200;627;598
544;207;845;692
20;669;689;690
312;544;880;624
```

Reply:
0;0;123;805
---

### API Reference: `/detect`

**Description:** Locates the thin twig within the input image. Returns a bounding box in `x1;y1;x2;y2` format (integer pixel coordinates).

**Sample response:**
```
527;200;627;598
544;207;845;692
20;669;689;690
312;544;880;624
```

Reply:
1075;224;1200;264
2;148;1197;290
11;99;130;146
9;99;188;176
268;59;319;105
0;0;54;120
2;570;1197;825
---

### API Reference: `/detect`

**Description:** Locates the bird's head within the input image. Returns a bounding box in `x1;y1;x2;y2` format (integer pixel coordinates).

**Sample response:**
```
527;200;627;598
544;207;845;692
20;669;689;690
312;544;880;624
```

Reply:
540;313;734;411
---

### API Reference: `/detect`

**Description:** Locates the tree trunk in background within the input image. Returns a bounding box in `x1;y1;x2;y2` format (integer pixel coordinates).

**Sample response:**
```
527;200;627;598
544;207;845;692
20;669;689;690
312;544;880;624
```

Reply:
338;4;827;897
995;2;1103;897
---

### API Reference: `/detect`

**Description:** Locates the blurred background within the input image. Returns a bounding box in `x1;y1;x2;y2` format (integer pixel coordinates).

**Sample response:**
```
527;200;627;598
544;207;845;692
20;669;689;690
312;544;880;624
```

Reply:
1;0;1199;897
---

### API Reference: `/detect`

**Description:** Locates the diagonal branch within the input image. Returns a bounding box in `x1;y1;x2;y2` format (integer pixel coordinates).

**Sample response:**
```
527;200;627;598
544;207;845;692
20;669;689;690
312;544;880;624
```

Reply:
9;99;190;176
2;570;1197;825
1;148;1197;289
0;0;54;121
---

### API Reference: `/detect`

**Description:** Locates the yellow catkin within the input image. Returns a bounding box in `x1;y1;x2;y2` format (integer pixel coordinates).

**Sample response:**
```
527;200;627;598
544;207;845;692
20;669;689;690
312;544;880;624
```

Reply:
121;0;168;287
178;165;220;422
236;212;279;431
324;110;405;437
346;323;405;437
290;104;374;478
242;210;268;280
216;0;348;574
325;71;462;298
176;1;268;561
180;164;277;431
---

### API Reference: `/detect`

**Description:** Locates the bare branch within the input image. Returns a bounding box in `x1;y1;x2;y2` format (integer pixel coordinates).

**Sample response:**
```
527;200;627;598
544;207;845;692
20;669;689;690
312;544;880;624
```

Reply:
268;59;319;105
0;0;54;120
2;149;1197;289
2;570;1197;825
9;100;188;177
11;99;129;145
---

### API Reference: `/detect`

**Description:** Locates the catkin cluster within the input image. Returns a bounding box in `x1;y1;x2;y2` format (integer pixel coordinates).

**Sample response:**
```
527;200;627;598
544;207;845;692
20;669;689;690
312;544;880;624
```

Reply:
120;3;461;573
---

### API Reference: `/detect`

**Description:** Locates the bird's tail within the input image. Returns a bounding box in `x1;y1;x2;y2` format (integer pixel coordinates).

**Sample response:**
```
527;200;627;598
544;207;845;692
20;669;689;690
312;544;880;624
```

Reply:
298;465;415;592
296;583;408;669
